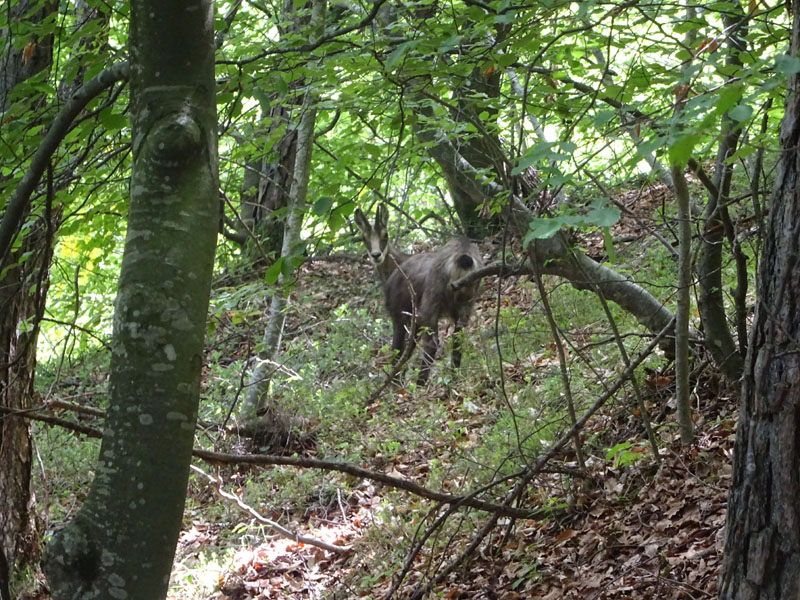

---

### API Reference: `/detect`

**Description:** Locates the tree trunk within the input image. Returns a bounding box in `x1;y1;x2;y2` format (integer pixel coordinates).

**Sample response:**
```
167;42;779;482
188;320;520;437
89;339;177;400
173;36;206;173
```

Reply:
0;222;53;571
41;1;218;598
672;163;694;444
236;0;315;258
696;8;747;382
0;0;56;574
239;0;325;429
238;97;299;259
0;0;55;108
718;4;800;597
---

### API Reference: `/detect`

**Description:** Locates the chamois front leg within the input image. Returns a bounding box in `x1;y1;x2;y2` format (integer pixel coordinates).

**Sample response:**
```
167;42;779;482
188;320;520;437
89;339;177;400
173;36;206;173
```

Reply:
390;316;408;364
417;326;439;385
451;322;465;369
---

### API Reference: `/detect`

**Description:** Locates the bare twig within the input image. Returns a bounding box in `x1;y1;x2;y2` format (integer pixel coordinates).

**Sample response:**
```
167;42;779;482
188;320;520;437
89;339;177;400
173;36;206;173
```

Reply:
190;465;351;554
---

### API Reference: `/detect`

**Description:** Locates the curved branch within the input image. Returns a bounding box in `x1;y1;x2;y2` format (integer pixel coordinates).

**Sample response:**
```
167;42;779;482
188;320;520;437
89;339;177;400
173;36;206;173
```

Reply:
191;465;351;554
417;121;676;336
0;61;130;261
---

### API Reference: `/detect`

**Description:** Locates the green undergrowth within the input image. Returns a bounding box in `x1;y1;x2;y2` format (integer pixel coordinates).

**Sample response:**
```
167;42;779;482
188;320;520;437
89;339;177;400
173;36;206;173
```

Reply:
29;209;717;598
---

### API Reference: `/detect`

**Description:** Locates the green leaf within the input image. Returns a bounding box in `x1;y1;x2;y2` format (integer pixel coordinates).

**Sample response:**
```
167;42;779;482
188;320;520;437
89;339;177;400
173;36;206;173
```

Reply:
313;195;334;215
606;442;632;461
728;103;753;122
714;84;743;115
99;108;127;131
775;54;800;76
496;53;517;68
523;217;564;246
585;205;620;228
264;258;284;285
668;133;700;166
328;208;346;232
511;153;536;176
251;87;271;113
594;109;616;128
438;35;463;54
386;40;419;71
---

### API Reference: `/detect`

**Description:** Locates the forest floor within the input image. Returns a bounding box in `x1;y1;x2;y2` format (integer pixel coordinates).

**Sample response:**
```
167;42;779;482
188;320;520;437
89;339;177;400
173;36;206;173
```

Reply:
175;389;735;599
25;183;740;600
165;183;738;600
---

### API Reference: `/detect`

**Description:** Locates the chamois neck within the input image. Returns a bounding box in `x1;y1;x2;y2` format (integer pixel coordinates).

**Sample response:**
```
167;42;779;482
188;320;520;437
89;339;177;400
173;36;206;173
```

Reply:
377;243;410;282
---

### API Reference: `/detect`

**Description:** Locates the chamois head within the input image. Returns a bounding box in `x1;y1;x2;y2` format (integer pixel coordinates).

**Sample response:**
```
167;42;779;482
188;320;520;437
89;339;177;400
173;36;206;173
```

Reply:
353;203;408;281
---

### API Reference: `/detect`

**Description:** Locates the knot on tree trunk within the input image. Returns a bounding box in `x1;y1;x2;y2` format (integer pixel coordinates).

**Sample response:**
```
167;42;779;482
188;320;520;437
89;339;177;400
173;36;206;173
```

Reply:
145;111;203;168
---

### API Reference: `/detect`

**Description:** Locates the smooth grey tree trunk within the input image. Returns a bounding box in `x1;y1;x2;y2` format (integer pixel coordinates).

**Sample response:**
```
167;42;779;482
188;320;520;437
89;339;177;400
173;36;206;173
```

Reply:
42;1;218;598
718;3;800;596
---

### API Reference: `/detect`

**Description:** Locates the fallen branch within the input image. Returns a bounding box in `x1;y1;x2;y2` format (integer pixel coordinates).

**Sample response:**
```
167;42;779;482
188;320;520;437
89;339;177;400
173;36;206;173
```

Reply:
193;448;543;520
190;465;351;554
3;406;547;520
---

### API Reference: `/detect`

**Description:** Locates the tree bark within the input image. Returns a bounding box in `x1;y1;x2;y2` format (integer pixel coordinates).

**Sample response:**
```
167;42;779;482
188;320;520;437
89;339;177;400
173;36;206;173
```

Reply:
0;0;57;574
718;3;800;597
41;1;218;598
672;163;694;444
0;0;55;111
0;221;53;571
236;0;313;258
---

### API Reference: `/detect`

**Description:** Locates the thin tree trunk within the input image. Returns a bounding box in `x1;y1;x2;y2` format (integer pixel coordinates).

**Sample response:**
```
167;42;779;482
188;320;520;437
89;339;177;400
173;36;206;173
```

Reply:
238;0;326;426
0;0;57;574
696;8;747;382
672;163;694;444
236;0;312;257
42;1;218;597
0;222;52;570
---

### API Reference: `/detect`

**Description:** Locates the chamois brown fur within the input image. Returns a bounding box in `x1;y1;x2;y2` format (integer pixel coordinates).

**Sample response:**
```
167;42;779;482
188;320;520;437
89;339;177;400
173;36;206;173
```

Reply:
353;204;483;383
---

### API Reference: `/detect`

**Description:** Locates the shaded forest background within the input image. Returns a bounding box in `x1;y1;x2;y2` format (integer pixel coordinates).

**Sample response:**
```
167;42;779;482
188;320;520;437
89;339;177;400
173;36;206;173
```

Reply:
0;0;795;598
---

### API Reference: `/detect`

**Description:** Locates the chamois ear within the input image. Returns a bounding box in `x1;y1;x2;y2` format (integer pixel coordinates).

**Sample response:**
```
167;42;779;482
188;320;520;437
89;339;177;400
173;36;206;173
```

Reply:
376;203;389;232
353;208;370;235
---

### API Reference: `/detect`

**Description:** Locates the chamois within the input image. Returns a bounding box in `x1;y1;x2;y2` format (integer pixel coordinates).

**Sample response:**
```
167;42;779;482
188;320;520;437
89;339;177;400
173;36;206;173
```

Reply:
353;203;483;384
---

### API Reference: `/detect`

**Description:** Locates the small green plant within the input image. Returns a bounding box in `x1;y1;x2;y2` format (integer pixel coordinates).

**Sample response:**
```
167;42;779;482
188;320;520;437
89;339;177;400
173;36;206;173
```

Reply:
606;441;649;467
